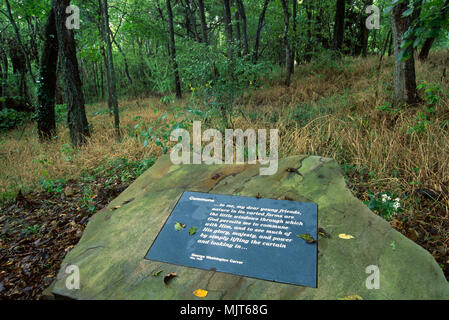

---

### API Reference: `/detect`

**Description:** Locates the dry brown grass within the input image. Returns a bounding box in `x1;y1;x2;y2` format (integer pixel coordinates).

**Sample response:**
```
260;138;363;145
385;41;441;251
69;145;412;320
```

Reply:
233;51;449;213
0;96;174;195
1;51;448;214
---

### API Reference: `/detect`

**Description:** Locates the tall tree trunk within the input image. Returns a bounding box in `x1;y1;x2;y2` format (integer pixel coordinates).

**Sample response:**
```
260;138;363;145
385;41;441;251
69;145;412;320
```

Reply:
360;0;373;57
96;0;113;112
109;28;134;94
391;0;418;106
333;0;346;51
253;0;270;64
100;63;105;100
418;38;435;61
304;0;314;62
280;0;293;86
166;0;182;99
53;0;90;147
235;11;242;57
0;34;7;110
101;0;121;139
100;47;111;106
236;0;249;56
36;6;58;140
418;0;449;61
222;0;234;60
291;0;297;72
4;0;36;83
198;0;208;44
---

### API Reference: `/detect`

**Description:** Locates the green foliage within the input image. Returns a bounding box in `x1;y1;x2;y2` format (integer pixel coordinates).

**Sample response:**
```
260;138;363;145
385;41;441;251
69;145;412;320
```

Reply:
38;178;66;194
178;44;271;128
55;104;67;123
376;102;402;115
418;82;445;107
0;108;29;131
126;106;192;153
366;192;402;221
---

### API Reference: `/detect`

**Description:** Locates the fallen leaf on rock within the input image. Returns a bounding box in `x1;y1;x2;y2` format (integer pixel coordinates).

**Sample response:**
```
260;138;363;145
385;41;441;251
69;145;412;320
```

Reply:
174;222;186;231
121;198;135;205
152;270;163;277
163;272;177;286
318;227;331;239
211;173;222;180
189;227;198;236
338;294;363;300
297;233;316;244
193;289;208;298
338;233;355;240
390;241;396;251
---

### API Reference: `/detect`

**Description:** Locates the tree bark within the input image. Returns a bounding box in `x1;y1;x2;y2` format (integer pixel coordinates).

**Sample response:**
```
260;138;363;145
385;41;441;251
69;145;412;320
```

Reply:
418;38;434;61
253;0;270;64
360;0;373;57
101;0;121;140
36;6;58;140
332;0;346;51
304;0;314;62
0;34;7;110
235;11;242;57
198;0;208;44
222;0;234;60
109;27;134;92
391;0;419;106
280;0;293;86
235;0;249;56
291;0;297;72
166;0;182;99
53;0;90;147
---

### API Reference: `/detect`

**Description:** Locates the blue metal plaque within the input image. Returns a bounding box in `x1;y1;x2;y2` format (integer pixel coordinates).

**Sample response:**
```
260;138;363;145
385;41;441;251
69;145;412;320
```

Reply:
145;191;318;288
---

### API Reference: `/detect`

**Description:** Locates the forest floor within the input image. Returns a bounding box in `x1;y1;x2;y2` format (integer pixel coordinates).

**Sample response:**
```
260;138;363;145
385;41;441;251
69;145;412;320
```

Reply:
1;51;448;299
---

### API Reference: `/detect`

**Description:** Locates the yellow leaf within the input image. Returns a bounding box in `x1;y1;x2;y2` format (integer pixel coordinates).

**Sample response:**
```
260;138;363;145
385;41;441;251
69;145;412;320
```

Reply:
338;233;355;240
193;289;208;298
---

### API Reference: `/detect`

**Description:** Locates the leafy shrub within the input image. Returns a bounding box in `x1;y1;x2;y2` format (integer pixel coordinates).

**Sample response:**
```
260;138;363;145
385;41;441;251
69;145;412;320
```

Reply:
0;108;29;131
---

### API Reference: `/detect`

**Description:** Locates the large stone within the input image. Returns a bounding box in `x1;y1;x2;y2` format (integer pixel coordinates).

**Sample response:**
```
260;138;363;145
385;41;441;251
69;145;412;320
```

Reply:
51;155;449;299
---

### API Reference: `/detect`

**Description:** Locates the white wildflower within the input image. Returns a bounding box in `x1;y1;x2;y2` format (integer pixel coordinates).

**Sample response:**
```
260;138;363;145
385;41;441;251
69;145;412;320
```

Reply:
393;201;401;211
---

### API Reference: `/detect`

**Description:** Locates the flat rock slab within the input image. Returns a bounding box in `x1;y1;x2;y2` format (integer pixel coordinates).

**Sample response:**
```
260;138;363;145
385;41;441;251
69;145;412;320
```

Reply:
51;155;449;299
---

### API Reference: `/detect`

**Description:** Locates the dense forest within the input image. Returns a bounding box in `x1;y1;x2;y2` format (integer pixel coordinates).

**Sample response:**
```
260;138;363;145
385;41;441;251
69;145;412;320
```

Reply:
0;0;448;299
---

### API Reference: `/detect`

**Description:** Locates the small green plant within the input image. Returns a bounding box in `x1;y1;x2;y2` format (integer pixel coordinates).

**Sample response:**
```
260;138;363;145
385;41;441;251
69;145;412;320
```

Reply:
61;143;75;162
376;102;401;115
55;104;67;123
409;111;431;134
24;224;40;235
38;178;66;194
366;192;402;221
417;82;443;107
160;95;174;105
